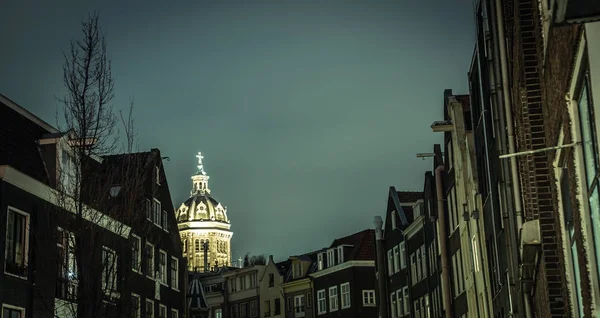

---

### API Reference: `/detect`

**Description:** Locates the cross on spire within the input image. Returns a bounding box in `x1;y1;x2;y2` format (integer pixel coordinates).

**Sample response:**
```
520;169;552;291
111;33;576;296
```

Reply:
196;152;206;175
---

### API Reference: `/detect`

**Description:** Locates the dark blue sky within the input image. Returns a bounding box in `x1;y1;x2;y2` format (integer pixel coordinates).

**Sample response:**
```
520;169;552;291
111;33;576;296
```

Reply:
1;0;475;261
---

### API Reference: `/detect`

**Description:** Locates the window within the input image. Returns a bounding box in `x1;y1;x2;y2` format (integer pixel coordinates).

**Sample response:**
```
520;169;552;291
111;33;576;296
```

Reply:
131;294;141;318
195;239;200;253
101;246;118;293
214;308;222;318
337;246;344;264
274;298;281;315
158;304;167;318
292;262;303;278
317;290;327;314
425;295;431;318
146;243;155;278
318;253;324;270
402;287;409;315
410;253;416;284
420;245;427;278
155;166;161;185
170;257;179;289
231;304;239;318
307;293;312;307
393;246;400;273
327;249;335;267
338;283;350;309
294;295;305;316
146;299;154;318
162;211;168;231
264;300;271;317
387;250;394;275
390;292;397;318
171;309;179;318
391;210;397;229
250;300;258;318
287;297;292;311
2;305;25;318
362;290;375;306
328;286;338;311
153;200;161;226
132;235;141;273
269;273;274;287
146;199;152;220
414;299;420;318
56;228;77;300
416;248;422;281
575;66;600;284
4;207;30;278
240;303;248;318
158;250;167;284
400;241;406;269
396;290;402;317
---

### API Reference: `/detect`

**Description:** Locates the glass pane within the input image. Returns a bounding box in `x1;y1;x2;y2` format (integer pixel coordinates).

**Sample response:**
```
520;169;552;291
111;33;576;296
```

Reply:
578;81;599;187
589;186;600;281
571;241;584;317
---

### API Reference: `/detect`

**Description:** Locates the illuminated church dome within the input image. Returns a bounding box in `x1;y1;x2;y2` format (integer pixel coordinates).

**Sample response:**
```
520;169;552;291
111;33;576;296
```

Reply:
177;152;233;272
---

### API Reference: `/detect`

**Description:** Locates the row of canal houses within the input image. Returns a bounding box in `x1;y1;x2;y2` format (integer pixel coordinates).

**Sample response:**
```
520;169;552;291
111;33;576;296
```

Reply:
187;229;378;318
376;1;600;318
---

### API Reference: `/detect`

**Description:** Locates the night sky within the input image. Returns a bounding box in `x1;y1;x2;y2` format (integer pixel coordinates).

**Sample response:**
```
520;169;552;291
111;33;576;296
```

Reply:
1;1;475;262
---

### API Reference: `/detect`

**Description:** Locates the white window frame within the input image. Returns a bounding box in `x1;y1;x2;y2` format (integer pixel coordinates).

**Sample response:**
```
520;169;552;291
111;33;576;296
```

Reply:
131;234;142;274
4;206;30;280
390;292;397;318
1;304;26;318
317;289;327;314
153;199;162;227
337;246;344;264
155;166;161;185
362;290;375;307
293;294;305;316
158;250;167;285
171;256;179;290
328;286;338;312
402;286;409;315
146;242;155;279
391;210;397;229
340;282;351;309
400;241;406;269
171;309;179;318
145;299;154;318
387;250;394;276
162;210;168;232
420;245;427;279
327;249;335;267
158;304;167;318
131;293;141;318
410;253;416;285
318;253;324;270
393;246;400;273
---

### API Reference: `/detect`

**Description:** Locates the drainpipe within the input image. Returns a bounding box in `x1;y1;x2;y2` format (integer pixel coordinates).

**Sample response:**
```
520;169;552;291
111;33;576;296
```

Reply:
435;166;452;318
493;1;531;317
374;216;389;318
463;204;483;317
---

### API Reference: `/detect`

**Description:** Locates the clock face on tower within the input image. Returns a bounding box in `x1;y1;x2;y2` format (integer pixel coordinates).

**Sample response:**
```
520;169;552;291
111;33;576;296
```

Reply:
176;152;233;272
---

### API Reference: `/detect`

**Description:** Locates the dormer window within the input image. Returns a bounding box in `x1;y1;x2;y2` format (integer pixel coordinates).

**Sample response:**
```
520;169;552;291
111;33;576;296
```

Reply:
318;253;324;270
59;148;76;195
391;210;397;229
327;249;335;267
109;185;122;198
413;202;422;219
293;262;303;278
337;247;344;264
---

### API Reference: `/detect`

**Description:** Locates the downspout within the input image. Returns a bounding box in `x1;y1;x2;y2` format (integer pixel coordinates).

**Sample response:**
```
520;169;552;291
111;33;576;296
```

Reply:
374;216;389;318
494;1;530;317
421;215;432;317
435;166;452;318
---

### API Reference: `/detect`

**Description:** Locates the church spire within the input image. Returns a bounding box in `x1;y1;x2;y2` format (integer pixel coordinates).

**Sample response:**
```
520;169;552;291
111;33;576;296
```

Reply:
191;152;210;195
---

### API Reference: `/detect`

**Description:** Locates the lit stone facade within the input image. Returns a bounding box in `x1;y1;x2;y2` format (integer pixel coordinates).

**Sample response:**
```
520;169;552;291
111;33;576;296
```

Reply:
176;152;233;272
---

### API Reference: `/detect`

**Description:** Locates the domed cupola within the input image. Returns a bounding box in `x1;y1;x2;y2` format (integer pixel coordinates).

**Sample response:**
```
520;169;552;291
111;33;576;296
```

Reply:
176;152;233;271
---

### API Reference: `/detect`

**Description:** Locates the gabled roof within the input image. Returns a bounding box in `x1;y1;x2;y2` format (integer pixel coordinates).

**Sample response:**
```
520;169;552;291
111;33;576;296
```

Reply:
283;250;321;283
396;191;423;204
275;260;291;276
188;273;209;311
329;229;375;261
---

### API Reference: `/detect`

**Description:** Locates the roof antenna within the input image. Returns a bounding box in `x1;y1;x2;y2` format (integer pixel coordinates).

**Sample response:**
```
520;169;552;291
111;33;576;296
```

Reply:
161;156;171;161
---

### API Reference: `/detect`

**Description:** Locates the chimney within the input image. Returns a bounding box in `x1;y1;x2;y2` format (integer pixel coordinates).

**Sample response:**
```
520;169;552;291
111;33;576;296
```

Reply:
238;257;243;268
269;255;274;264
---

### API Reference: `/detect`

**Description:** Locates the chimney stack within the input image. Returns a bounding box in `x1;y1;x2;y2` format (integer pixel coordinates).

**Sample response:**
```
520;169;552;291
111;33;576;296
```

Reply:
269;255;274;264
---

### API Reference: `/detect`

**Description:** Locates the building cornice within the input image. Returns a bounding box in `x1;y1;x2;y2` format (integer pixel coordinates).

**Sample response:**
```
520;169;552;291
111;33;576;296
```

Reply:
0;165;131;238
309;260;375;278
179;221;232;231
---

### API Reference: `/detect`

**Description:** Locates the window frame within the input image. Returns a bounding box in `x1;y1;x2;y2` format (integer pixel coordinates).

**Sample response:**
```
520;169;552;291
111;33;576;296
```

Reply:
170;256;179;290
101;246;119;294
132;234;142;274
340;282;351;309
146;242;155;279
393;245;400;273
328;286;338;312
153;199;162;227
170;308;179;318
2;304;26;318
317;289;327;314
158;250;168;285
145;299;155;318
400;241;406;269
131;293;141;318
362;290;376;307
158;304;167;318
4;206;30;279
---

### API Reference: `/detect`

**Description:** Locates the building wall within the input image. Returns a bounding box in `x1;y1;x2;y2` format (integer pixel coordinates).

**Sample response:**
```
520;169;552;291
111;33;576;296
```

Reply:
259;262;285;318
282;284;313;318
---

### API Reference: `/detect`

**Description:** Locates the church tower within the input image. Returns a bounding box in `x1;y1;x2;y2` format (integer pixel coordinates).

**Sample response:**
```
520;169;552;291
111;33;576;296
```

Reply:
176;152;233;272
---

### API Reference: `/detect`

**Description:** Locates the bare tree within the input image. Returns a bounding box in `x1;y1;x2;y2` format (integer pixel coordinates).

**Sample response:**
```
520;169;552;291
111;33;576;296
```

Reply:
40;12;150;318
